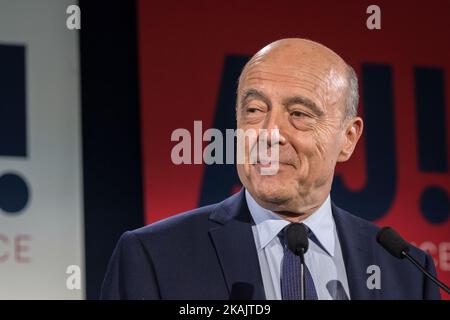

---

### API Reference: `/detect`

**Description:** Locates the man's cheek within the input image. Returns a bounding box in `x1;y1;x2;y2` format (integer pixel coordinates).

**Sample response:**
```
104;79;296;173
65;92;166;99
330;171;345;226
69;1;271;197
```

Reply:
309;128;333;160
293;137;322;161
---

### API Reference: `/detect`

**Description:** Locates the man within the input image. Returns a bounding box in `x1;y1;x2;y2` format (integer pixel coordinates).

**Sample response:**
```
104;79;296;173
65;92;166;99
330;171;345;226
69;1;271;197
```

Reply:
101;39;440;300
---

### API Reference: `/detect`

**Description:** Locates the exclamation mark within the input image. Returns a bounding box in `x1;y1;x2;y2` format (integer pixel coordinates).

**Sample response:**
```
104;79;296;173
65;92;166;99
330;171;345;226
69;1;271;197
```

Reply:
0;44;30;215
415;67;449;224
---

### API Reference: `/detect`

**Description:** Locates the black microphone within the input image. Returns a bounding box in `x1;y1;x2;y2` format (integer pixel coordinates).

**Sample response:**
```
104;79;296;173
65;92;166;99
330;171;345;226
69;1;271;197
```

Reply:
286;223;309;299
376;226;450;294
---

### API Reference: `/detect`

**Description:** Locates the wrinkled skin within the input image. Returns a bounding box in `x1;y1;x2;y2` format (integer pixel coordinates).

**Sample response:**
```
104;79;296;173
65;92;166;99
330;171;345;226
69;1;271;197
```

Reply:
236;38;363;222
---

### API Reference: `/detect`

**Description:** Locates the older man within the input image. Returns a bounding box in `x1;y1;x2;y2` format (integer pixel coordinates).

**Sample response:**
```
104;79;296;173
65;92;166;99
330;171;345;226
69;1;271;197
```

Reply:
101;39;440;300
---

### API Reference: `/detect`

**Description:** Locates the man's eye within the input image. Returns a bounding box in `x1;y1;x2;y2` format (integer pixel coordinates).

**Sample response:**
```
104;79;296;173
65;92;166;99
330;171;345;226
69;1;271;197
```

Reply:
247;107;263;113
291;111;307;118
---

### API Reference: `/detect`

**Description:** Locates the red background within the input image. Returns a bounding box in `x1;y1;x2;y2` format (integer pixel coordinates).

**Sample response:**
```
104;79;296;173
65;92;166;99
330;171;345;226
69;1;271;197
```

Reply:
137;0;450;298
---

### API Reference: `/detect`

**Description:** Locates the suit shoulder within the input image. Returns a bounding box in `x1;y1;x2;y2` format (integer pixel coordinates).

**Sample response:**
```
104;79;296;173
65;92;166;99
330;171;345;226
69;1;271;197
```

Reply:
129;202;219;238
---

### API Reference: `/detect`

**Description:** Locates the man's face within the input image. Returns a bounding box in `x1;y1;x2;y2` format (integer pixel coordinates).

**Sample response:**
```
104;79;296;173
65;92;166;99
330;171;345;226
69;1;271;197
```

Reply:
236;43;357;214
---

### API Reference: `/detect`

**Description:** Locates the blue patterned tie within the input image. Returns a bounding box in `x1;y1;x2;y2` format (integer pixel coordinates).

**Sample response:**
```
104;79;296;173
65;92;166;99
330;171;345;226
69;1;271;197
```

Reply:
279;224;318;300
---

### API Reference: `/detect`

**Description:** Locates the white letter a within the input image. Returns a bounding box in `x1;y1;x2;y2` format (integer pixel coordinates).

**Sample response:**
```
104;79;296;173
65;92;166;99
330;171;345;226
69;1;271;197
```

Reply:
366;5;381;30
66;5;81;30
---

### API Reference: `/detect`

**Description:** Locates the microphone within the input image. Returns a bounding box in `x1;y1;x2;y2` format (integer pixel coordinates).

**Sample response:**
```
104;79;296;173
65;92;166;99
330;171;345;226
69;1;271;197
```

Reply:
376;226;450;294
286;223;309;299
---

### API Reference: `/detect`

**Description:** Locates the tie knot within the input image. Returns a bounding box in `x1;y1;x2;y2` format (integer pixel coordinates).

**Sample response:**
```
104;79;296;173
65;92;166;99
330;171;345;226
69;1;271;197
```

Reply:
278;223;311;249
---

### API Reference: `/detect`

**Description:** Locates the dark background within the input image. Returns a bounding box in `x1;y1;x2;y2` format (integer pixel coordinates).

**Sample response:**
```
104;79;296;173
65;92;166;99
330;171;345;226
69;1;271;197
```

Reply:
79;0;144;299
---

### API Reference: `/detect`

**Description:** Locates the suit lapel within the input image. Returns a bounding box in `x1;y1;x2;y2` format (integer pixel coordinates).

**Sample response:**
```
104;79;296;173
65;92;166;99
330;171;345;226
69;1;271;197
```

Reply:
208;189;266;300
332;202;380;300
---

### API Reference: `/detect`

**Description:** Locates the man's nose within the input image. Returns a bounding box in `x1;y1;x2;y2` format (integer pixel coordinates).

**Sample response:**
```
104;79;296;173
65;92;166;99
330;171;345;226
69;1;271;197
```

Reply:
262;110;287;146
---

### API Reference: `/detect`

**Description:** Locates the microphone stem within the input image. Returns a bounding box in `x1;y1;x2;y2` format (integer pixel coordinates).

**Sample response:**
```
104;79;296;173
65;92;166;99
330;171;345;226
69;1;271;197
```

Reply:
299;250;306;300
402;251;450;294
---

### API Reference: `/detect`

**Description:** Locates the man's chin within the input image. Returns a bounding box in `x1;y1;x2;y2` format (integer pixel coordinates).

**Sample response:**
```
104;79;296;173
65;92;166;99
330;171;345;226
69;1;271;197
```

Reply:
251;182;292;206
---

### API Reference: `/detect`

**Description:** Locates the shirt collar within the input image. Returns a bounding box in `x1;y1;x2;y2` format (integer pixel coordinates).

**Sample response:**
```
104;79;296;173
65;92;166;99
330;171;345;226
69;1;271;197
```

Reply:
245;189;336;257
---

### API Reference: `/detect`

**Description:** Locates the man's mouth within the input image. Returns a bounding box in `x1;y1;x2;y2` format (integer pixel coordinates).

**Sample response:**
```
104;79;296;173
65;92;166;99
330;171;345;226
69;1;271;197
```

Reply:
255;161;279;168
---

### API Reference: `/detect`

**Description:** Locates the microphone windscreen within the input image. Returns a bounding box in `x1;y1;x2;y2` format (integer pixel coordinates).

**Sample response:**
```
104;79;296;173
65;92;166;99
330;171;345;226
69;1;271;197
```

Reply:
286;223;309;256
376;226;410;259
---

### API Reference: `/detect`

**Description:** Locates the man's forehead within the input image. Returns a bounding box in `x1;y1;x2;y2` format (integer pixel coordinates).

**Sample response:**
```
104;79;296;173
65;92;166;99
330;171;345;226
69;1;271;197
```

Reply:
239;62;347;109
242;63;333;87
237;39;350;111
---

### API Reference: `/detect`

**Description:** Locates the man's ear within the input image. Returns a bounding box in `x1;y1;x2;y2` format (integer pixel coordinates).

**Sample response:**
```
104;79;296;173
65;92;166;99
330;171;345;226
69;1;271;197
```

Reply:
337;116;364;162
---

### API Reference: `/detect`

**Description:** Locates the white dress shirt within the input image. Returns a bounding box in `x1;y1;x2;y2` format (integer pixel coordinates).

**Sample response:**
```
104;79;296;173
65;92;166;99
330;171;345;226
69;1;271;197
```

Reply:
245;189;351;300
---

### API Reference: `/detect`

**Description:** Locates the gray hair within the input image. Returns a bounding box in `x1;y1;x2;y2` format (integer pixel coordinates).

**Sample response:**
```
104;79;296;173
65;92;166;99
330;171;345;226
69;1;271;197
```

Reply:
345;64;359;120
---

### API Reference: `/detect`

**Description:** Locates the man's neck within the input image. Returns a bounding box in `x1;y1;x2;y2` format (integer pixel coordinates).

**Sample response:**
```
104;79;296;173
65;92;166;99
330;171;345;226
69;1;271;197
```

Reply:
251;190;330;223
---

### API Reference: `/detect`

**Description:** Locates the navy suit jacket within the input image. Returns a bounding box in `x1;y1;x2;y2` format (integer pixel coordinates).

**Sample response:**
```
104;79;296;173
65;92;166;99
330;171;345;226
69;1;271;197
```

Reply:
101;188;441;300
